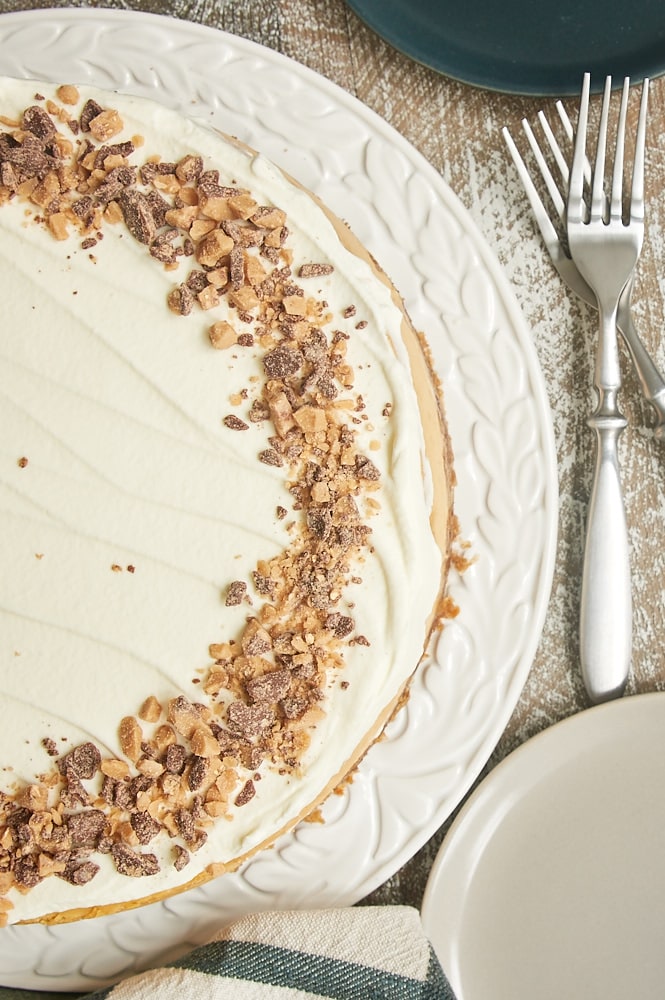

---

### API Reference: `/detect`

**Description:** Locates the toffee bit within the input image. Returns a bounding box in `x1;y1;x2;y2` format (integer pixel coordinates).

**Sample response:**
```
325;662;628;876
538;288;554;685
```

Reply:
176;154;202;182
111;843;160;877
60;766;91;808
263;344;304;379
79;98;104;132
173;845;190;870
150;234;178;264
118;715;143;761
246;668;290;704
188;755;209;790
355;455;381;481
165;743;187;774
67;809;107;847
248;399;270;423
223;414;249;431
14;856;42;888
56;84;80;106
119;188;157;245
187;270;211;293
325;613;355;638
253;570;276;598
167;283;195;316
58;741;101;780
250;206;286;228
307;506;333;540
258;448;283;467
22;105;56;140
59;861;99;886
175;807;197;845
42;736;58;757
225;580;247;607
95;165;137;203
298;263;334;278
235;779;256;807
130;810;161;845
227;701;274;739
88;108;123;142
209;320;237;350
228;246;245;289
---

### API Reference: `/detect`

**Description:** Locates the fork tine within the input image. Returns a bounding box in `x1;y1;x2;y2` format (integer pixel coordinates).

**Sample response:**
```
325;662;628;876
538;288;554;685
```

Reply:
590;76;612;222
631;79;649;222
568;72;590;225
555;101;573;144
536;110;568;206
522;117;565;221
555;101;593;188
610;78;630;222
503;124;596;304
502;126;561;251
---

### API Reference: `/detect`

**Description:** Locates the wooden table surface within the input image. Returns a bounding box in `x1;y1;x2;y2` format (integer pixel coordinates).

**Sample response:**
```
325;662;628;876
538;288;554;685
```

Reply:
2;0;665;912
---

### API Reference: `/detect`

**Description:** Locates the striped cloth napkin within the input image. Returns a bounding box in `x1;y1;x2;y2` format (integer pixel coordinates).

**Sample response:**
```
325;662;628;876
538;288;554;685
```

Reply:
0;906;456;999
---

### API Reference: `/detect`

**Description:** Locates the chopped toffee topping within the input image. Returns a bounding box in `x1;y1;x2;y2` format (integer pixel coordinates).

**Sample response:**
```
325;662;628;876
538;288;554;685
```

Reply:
0;84;392;911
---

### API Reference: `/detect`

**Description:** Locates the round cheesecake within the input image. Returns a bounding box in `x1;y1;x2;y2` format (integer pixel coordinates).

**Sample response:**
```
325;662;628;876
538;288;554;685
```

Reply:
0;78;454;925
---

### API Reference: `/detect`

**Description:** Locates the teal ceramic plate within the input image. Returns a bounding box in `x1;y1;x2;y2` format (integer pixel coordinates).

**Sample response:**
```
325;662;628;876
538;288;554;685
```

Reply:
345;0;665;95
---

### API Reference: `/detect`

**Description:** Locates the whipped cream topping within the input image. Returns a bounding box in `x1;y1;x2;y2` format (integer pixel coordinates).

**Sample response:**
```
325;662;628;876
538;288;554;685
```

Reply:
0;78;445;923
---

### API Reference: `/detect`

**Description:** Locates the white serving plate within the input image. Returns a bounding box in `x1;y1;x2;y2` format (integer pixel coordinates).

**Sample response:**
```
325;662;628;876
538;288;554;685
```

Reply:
0;8;557;990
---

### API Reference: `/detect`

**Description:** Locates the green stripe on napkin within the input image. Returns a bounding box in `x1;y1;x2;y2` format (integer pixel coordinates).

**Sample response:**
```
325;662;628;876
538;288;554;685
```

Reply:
0;906;456;1000
166;937;451;998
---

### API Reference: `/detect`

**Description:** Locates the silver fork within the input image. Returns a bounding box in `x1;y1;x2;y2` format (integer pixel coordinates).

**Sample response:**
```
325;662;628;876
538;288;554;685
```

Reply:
567;73;649;704
503;103;665;439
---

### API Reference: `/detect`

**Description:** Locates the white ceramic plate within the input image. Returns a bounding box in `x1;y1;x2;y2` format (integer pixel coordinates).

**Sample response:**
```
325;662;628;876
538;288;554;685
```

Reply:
0;9;557;992
422;692;665;1000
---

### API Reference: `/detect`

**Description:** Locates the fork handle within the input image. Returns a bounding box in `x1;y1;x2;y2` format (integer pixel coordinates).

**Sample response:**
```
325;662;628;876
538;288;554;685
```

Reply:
580;402;632;703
